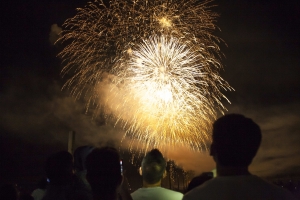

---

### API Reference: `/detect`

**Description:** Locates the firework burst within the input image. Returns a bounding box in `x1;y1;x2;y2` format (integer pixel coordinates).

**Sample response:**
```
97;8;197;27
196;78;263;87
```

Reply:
59;0;221;99
59;0;233;152
109;35;231;151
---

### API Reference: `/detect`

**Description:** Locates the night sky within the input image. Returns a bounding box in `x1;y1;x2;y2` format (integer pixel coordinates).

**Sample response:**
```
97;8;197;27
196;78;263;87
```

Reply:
1;0;300;187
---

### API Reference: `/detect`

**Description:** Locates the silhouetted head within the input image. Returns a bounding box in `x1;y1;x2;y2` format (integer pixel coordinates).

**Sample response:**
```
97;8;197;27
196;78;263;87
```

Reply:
186;172;213;193
45;151;73;185
141;149;166;184
74;145;95;172
210;114;262;167
85;147;122;197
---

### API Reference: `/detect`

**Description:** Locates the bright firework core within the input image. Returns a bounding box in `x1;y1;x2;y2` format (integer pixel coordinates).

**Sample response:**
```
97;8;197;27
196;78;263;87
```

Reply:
158;17;172;28
123;36;202;104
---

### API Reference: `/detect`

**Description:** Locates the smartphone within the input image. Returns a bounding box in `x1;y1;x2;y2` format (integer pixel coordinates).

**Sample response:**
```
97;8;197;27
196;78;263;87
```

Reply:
120;159;123;174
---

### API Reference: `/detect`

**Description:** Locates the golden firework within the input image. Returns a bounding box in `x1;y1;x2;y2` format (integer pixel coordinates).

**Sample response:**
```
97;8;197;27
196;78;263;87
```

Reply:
58;0;233;152
110;35;231;151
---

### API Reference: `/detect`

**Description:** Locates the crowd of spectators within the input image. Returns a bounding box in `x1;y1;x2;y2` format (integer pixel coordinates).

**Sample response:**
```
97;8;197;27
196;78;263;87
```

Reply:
1;114;299;200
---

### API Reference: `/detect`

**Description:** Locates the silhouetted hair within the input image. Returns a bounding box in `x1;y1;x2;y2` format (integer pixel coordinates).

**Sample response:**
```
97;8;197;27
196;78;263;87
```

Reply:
85;147;121;196
212;114;261;167
45;151;73;185
141;149;166;184
186;172;213;193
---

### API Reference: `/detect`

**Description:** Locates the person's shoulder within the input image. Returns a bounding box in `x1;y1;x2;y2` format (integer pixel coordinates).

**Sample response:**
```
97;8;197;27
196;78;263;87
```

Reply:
131;187;183;200
183;176;244;200
31;188;46;197
130;188;142;200
160;187;183;196
218;175;296;197
184;176;297;200
183;187;202;200
160;187;182;193
183;179;214;200
250;176;297;200
131;188;142;196
159;187;183;199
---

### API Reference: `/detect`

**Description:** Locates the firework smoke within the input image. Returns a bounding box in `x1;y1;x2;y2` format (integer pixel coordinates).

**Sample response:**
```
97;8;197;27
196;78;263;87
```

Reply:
59;0;233;153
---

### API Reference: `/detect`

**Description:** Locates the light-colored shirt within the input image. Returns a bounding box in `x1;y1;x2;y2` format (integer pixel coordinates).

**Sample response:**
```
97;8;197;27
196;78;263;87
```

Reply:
31;188;46;200
131;187;183;200
183;175;297;200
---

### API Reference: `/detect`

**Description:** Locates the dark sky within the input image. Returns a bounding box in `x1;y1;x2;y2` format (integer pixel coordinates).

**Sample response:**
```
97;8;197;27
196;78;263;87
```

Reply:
0;0;300;187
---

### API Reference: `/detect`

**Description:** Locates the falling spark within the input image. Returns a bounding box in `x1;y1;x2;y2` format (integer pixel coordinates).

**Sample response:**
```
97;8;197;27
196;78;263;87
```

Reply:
58;0;233;152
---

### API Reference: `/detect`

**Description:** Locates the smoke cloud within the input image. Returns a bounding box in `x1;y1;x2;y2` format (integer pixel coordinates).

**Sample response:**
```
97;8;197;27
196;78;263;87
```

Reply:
49;24;62;45
1;68;300;178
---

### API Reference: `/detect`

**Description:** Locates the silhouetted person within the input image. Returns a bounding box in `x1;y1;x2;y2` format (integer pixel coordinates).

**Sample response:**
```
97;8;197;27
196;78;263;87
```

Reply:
73;146;94;200
85;147;132;200
185;172;213;193
0;184;19;200
131;149;183;200
31;177;48;200
183;114;297;200
42;151;74;200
